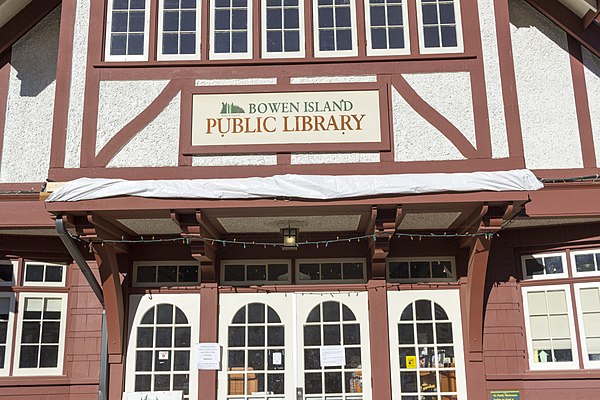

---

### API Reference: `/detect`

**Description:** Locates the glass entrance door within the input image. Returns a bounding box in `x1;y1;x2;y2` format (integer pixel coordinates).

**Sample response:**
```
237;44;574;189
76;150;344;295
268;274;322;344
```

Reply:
218;292;372;400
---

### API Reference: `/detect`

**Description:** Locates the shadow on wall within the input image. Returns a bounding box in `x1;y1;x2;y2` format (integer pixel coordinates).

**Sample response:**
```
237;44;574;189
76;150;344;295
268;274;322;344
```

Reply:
509;0;600;79
10;5;60;97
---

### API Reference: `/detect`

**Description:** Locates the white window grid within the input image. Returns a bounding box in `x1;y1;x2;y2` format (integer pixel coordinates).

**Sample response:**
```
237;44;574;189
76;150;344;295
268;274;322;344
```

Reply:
0;293;15;376
105;0;151;61
0;261;17;286
386;257;456;283
13;293;68;376
221;260;292;286
574;282;600;369
521;252;569;281
226;302;286;397
261;0;306;58
133;262;200;287
22;262;67;287
521;285;580;370
210;0;253;60
313;0;358;57
396;300;459;398
302;300;363;398
157;0;202;60
364;0;410;56
570;248;600;278
296;258;367;284
416;0;463;54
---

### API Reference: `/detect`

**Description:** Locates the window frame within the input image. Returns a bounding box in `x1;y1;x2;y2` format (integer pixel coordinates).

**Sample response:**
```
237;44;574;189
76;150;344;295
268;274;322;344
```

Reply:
364;0;411;56
521;284;580;371
0;293;16;377
570;248;600;278
386;256;456;283
104;0;152;62
22;262;67;288
260;0;306;59
295;258;367;284
574;282;600;369
220;259;292;286
415;0;464;55
0;260;18;287
12;292;69;376
312;0;359;58
209;0;253;60
521;252;569;281
157;0;202;61
132;261;201;287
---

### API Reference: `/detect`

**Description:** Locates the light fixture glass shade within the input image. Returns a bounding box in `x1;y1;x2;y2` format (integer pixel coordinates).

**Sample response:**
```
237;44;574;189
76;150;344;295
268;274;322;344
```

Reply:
281;227;299;247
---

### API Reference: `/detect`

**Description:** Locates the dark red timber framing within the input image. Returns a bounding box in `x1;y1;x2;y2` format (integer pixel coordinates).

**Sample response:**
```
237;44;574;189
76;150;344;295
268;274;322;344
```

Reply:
568;36;597;168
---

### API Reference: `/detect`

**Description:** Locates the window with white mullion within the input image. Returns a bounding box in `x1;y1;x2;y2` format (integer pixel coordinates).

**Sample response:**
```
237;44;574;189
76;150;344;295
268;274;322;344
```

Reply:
158;0;201;60
0;295;15;376
262;0;305;58
105;0;150;61
574;283;600;368
571;248;600;277
365;0;409;55
210;0;252;59
313;0;358;57
416;0;463;54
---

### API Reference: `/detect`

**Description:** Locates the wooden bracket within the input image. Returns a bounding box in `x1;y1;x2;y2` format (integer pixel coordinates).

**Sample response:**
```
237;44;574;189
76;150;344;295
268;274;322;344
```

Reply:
369;206;403;279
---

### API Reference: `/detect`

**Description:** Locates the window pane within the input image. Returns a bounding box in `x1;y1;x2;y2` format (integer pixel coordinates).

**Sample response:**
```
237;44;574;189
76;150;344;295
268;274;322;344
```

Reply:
544;256;563;275
423;26;440;47
0;264;12;283
45;265;64;282
576;254;596;273
137;266;156;282
224;265;245;282
19;346;39;368
25;265;44;282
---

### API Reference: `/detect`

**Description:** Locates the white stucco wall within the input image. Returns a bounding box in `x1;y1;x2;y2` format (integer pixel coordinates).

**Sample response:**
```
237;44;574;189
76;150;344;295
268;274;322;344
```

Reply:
582;48;600;168
64;0;89;168
478;0;509;158
392;87;465;162
96;80;169;154
0;7;60;182
192;154;277;166
403;72;476;148
509;0;582;169
107;94;180;168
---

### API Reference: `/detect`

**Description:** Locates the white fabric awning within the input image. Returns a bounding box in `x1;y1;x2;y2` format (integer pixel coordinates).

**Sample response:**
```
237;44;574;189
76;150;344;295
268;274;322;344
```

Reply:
46;169;543;202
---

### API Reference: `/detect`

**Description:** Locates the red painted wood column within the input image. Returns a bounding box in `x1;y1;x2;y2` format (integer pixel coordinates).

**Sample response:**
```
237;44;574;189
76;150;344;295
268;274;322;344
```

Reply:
199;283;218;400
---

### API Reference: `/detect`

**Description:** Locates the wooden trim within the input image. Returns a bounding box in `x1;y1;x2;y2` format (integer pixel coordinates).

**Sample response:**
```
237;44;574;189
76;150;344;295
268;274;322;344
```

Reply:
180;81;392;155
525;0;600;59
392;75;478;159
79;0;106;168
568;36;597;168
94;80;182;167
0;0;62;56
198;283;218;398
50;0;78;169
47;157;524;183
367;279;392;399
470;67;493;158
276;153;291;165
148;0;158;62
407;0;419;55
494;0;525;160
0;50;10;170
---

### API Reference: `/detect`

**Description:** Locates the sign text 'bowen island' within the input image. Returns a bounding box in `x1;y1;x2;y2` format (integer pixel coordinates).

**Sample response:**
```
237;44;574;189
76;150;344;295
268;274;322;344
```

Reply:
191;90;382;148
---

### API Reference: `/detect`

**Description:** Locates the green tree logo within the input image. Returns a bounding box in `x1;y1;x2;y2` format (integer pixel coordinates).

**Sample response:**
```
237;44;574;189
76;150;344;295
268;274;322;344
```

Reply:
220;102;245;114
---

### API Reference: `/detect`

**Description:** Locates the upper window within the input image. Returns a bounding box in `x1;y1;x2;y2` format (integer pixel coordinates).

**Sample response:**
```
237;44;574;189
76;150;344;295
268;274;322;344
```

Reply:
416;0;463;54
365;0;409;55
387;257;455;282
313;0;358;57
133;262;200;287
158;0;201;60
210;0;252;59
22;262;66;287
262;0;305;58
221;260;291;285
0;261;16;286
571;248;600;277
13;293;68;376
297;259;366;283
105;0;151;61
522;285;579;370
521;252;568;280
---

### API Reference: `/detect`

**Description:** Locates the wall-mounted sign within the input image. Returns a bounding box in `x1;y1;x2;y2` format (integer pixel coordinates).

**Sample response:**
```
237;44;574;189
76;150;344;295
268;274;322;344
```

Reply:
490;391;520;400
320;345;346;367
196;343;221;370
183;85;391;155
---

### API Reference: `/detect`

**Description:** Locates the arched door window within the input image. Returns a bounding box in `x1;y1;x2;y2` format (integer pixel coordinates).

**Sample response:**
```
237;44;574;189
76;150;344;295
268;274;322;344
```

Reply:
133;303;193;399
226;302;285;398
396;300;457;400
303;300;363;398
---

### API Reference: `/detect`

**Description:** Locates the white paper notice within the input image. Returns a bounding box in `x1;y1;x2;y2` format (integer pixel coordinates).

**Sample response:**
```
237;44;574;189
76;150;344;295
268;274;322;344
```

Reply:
320;346;346;367
272;352;282;366
196;343;221;370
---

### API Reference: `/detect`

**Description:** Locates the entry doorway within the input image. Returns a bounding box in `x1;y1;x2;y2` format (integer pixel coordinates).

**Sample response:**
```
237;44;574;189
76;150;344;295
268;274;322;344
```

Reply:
218;292;372;400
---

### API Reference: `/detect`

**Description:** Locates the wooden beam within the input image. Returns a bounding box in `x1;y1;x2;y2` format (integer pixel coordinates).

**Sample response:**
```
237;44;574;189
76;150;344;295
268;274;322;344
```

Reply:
370;206;402;279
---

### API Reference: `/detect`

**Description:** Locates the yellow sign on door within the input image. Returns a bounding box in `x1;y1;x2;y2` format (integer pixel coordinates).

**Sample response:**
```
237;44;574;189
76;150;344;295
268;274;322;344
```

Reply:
406;356;417;369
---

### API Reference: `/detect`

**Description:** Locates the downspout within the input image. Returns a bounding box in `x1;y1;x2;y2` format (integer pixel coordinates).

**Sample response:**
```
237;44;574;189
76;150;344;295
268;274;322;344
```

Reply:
56;217;108;400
